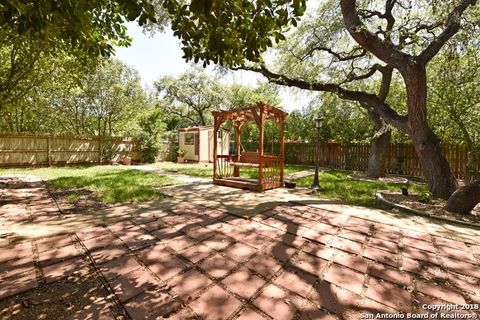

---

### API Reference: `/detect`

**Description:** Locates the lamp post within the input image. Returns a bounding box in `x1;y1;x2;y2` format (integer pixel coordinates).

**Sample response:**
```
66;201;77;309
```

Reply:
311;116;323;191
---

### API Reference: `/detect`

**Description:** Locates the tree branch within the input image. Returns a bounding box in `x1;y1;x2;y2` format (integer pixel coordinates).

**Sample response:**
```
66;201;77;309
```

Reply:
377;65;393;101
292;45;366;63
236;65;409;133
418;0;477;64
340;0;410;69
341;64;384;84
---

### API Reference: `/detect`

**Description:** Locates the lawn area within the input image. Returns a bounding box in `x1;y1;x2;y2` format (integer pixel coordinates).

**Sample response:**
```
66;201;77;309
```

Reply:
296;170;428;207
0;166;177;203
150;162;312;179
151;162;428;208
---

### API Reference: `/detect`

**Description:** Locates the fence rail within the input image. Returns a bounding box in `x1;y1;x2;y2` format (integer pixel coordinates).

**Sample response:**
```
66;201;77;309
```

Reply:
0;133;140;167
2;133;478;180
285;142;480;180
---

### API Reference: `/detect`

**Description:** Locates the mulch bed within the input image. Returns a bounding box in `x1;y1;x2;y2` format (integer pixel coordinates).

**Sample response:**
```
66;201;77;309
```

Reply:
351;173;480;225
349;173;411;184
381;191;480;225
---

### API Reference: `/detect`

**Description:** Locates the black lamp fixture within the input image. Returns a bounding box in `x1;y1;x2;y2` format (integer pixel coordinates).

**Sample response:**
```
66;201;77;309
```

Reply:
311;116;323;191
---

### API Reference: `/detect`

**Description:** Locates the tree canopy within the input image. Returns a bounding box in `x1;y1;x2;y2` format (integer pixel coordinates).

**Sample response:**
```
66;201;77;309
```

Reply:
154;67;282;129
0;0;157;56
164;0;306;66
161;0;480;212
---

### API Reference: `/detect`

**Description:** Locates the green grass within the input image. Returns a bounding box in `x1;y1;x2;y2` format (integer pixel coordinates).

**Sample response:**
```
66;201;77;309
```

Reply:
0;164;429;209
0;166;177;203
296;170;428;208
150;162;214;177
65;192;82;203
150;162;311;179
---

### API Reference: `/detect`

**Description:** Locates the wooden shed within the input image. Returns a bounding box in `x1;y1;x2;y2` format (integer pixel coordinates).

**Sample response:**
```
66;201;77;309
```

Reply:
177;126;229;163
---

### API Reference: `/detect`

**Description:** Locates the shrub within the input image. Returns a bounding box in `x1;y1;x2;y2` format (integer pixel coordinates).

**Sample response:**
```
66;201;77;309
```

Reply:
137;110;166;163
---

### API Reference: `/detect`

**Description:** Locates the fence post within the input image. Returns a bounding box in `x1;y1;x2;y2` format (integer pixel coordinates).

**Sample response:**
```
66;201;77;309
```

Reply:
47;135;52;167
98;136;102;164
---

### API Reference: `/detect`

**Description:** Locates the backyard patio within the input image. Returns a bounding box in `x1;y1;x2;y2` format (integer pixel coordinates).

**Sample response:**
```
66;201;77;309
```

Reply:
2;0;480;318
1;175;479;319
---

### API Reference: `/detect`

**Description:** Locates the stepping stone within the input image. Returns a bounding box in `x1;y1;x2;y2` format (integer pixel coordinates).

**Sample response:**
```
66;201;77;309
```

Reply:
0;242;32;263
0;255;34;279
198;253;237;279
253;284;303;320
124;288;181;319
0;270;37;300
89;244;128;264
42;256;89;283
109;269;158;302
189;285;242;320
246;253;283;278
99;256;142;281
38;245;82;267
36;234;73;253
169;269;211;302
222;267;265;299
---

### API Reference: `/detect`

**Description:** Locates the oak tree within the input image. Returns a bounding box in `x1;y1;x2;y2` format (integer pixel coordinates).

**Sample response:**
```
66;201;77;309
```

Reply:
164;0;479;213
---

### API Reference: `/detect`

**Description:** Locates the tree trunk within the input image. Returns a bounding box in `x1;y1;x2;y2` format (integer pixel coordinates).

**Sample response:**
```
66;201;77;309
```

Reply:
367;125;391;178
402;64;458;199
444;177;480;214
464;150;478;184
366;107;391;178
410;125;457;198
197;109;207;126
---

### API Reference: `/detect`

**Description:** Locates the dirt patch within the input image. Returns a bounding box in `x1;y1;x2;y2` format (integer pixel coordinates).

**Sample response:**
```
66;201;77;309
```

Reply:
0;272;124;320
381;191;480;224
49;189;109;216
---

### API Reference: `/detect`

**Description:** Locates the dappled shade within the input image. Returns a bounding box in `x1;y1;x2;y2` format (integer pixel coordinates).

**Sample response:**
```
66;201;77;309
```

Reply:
1;178;480;319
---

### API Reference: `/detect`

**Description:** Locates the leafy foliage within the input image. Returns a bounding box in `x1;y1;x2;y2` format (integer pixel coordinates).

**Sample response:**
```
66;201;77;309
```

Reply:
71;59;146;137
163;0;306;66
0;27;96;114
155;67;227;127
155;67;281;131
228;82;281;108
285;94;374;144
0;58;148;137
137;109;167;163
428;31;480;151
0;0;157;56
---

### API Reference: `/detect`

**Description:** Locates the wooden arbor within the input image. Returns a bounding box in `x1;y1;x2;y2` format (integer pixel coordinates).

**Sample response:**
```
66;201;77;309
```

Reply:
212;102;287;191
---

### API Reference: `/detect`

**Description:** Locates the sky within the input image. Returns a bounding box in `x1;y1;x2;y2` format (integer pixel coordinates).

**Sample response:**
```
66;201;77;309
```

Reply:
114;22;313;112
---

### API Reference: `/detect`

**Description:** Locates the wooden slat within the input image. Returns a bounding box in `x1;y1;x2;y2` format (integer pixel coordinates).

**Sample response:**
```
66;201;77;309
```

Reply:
282;142;480;180
0;133;140;167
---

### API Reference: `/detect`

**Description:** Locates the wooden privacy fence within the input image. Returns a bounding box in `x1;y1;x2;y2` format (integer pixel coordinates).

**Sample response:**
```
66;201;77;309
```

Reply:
285;142;480;180
0;133;140;167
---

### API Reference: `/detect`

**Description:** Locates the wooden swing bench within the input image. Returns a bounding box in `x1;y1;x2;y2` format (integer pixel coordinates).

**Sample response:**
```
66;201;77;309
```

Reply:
231;151;260;168
212;102;287;192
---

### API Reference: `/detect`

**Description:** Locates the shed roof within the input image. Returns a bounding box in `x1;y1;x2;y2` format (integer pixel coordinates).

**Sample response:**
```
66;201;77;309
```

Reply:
177;126;213;132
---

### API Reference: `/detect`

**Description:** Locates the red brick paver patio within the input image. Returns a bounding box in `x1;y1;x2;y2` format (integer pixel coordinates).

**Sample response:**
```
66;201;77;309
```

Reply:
1;177;480;319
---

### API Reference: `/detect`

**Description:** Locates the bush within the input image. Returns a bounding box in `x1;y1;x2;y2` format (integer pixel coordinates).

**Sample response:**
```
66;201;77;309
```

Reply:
101;142;115;162
137;110;166;163
418;191;432;204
